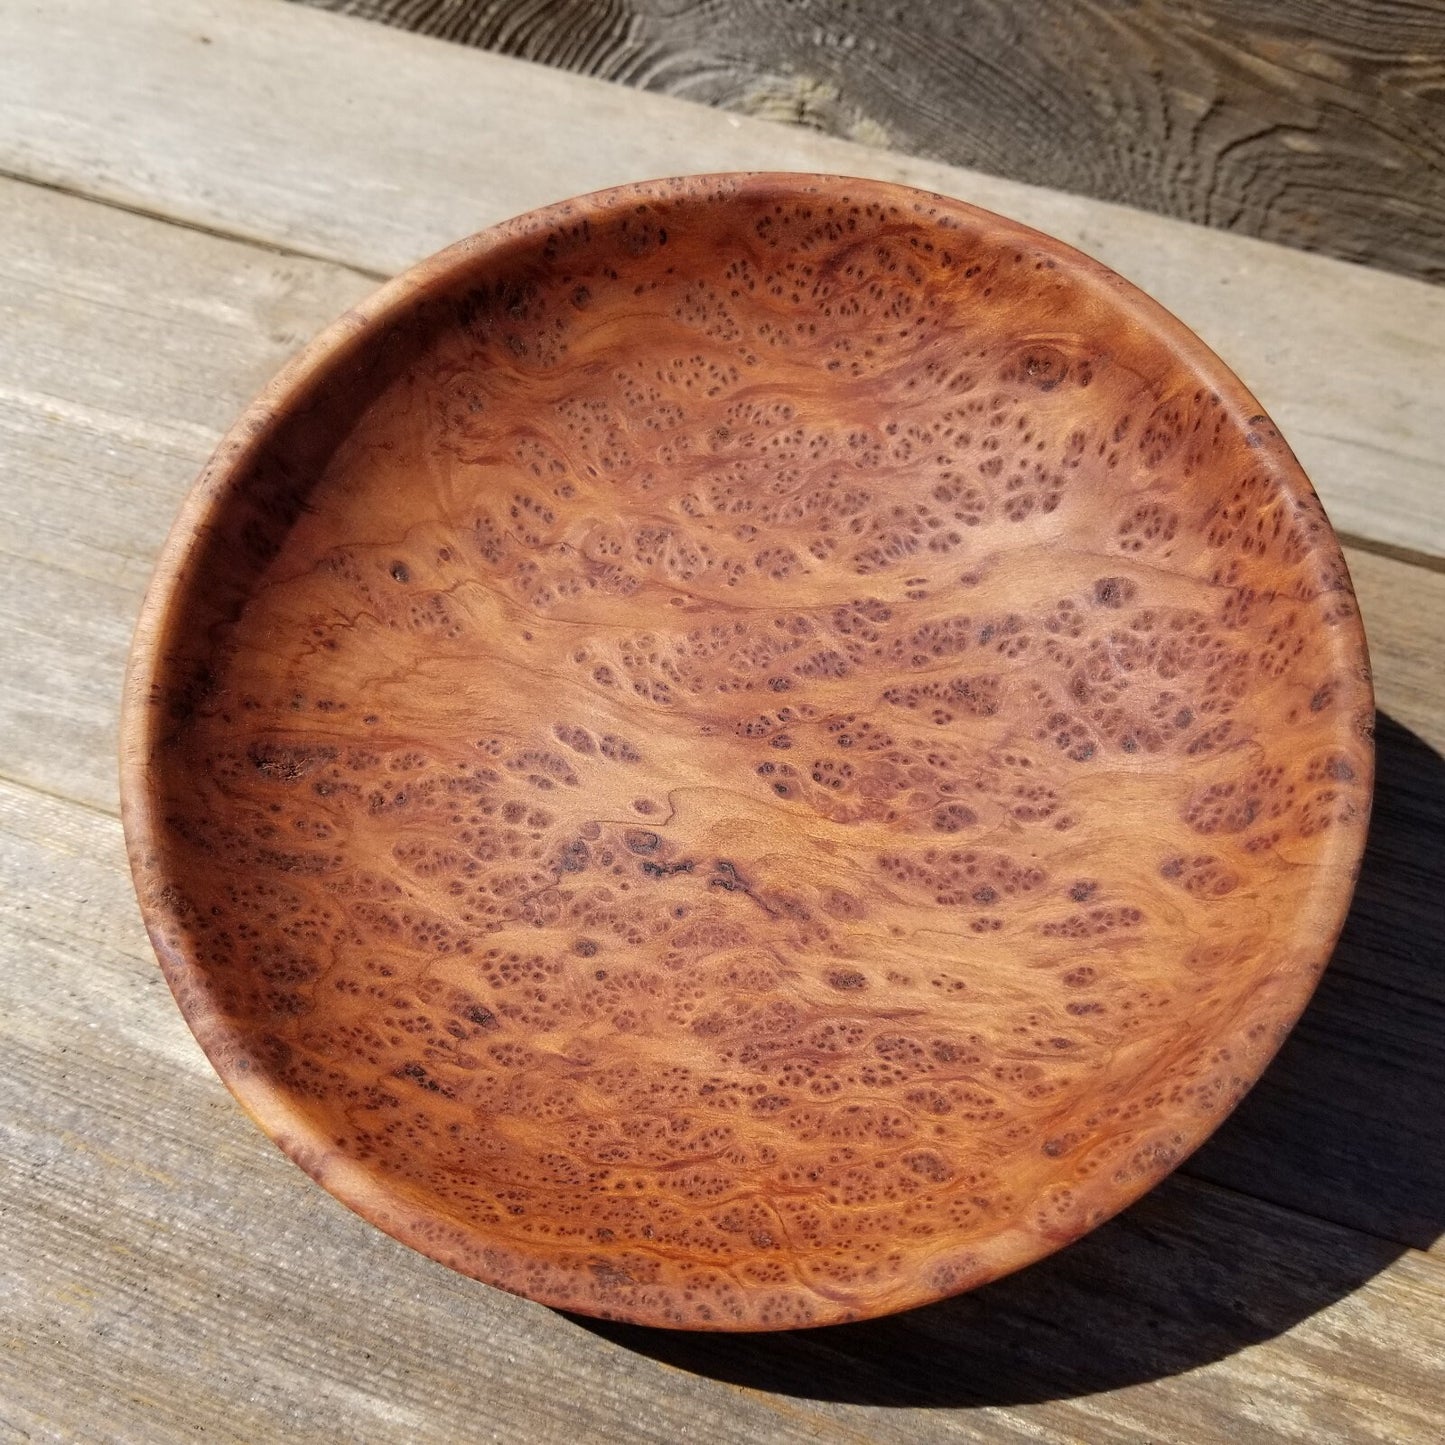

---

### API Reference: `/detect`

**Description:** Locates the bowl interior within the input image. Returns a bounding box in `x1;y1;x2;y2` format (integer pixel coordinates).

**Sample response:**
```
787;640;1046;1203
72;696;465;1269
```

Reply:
124;174;1372;1330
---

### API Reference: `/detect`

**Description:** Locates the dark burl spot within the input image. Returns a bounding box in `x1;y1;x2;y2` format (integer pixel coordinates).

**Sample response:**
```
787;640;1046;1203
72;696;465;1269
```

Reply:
247;741;335;782
553;723;596;754
826;969;868;991
902;1150;954;1182
710;860;752;893
395;1061;452;1096
642;858;694;879
932;803;978;833
599;733;642;763
1092;576;1137;608
1020;345;1069;390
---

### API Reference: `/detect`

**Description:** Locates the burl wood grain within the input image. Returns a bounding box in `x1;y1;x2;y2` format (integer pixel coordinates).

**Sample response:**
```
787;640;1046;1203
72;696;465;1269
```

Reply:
122;174;1373;1330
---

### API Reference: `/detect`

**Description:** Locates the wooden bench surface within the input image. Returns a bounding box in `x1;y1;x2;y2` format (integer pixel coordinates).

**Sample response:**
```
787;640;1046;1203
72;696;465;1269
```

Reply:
0;1;1440;1439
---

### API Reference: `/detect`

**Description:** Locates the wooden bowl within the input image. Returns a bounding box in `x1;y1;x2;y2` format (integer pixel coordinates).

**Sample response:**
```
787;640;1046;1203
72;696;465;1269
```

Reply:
122;174;1373;1331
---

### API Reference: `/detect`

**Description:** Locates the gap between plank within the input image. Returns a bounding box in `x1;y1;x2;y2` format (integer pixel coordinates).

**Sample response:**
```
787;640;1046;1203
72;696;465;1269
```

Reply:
0;768;121;826
0;164;390;284
1337;531;1445;577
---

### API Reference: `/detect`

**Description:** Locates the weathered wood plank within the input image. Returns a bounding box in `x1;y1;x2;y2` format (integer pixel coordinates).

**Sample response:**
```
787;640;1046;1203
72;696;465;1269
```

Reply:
0;175;374;592
0;0;1441;557
290;0;1445;285
2;778;1442;1442
0;178;373;814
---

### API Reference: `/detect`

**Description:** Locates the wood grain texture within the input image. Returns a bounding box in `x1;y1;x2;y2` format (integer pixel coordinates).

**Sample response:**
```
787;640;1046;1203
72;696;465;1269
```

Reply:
120;174;1371;1331
1;0;1443;559
3;781;1444;1439
0;0;1439;1431
291;0;1445;283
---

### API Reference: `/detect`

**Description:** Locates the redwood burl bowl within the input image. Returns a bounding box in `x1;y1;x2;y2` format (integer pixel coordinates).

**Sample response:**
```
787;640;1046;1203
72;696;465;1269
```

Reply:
121;174;1373;1331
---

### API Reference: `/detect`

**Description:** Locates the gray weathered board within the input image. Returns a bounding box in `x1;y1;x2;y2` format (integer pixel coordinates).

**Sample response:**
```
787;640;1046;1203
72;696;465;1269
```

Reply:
0;1;1441;1440
290;0;1445;284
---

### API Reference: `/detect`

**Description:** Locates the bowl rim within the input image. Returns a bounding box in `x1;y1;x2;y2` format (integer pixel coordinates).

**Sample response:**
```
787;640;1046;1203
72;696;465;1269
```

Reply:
120;171;1375;1331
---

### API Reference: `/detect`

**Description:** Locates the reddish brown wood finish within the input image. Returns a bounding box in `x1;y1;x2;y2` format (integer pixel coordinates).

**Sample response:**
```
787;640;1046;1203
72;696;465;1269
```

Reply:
121;174;1372;1330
